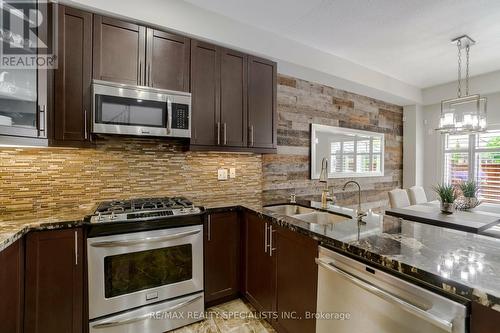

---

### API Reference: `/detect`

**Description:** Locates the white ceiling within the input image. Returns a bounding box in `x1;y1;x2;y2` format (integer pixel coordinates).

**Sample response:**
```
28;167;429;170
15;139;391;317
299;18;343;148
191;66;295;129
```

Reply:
184;0;500;88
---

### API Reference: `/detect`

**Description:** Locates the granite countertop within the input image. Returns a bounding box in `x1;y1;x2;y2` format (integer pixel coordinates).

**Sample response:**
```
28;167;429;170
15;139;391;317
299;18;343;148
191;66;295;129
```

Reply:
244;200;500;311
2;200;500;313
0;204;95;252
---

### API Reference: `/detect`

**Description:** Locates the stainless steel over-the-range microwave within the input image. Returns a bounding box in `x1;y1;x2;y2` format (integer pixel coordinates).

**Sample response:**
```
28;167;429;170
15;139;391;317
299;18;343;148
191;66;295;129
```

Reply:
92;80;191;138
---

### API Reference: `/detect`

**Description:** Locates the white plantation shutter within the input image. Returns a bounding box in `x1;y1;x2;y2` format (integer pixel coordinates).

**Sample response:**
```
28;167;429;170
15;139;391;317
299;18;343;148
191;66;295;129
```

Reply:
329;135;382;175
443;131;500;204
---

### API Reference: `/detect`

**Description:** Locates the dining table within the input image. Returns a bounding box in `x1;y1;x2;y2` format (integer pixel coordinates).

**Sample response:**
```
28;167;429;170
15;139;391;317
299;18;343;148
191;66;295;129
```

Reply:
385;200;500;235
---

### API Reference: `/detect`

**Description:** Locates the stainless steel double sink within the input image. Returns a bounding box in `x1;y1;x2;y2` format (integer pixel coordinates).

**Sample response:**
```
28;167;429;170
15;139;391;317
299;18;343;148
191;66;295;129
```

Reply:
264;204;351;225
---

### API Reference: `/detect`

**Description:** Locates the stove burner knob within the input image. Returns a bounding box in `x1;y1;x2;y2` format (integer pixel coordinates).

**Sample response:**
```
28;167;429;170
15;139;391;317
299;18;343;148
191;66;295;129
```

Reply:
110;211;117;220
190;204;196;212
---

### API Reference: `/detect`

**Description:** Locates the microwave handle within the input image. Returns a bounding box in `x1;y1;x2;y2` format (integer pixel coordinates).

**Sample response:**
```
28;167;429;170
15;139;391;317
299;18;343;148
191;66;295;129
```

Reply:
167;98;172;134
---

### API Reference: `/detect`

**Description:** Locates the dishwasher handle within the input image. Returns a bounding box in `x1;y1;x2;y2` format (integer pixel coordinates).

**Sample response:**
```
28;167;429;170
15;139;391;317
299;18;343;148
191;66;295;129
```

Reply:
315;258;453;333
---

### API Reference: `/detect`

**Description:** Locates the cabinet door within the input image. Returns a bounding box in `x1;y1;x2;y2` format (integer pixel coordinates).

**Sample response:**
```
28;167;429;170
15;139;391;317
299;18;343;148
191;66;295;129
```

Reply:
471;302;500;333
54;5;92;144
244;213;275;313
275;226;318;333
190;40;220;146
220;48;247;147
247;56;277;149
0;0;47;140
0;238;24;333
204;212;240;305
25;229;84;333
93;15;146;85
146;28;190;91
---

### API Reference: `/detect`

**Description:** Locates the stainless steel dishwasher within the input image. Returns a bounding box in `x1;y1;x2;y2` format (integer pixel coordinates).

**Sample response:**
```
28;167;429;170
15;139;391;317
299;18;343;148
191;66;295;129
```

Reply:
316;246;467;333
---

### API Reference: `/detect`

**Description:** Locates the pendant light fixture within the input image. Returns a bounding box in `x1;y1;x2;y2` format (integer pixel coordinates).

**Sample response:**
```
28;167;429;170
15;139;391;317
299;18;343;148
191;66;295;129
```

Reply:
437;35;487;134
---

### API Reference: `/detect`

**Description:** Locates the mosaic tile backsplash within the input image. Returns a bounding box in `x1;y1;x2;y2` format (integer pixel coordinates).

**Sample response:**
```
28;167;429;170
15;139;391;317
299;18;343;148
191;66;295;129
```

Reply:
0;137;262;213
0;74;403;214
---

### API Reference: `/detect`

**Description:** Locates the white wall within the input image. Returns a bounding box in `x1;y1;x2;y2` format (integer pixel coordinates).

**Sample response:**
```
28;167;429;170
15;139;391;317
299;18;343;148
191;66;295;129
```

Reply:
421;91;500;199
403;105;424;188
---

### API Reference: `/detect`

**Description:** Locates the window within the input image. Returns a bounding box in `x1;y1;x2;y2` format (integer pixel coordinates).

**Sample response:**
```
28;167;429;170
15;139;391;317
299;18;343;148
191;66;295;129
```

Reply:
443;131;500;204
311;124;384;179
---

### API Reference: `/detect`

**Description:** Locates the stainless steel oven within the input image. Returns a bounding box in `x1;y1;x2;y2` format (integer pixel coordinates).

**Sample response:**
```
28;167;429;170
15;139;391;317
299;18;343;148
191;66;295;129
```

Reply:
87;225;203;323
92;80;191;138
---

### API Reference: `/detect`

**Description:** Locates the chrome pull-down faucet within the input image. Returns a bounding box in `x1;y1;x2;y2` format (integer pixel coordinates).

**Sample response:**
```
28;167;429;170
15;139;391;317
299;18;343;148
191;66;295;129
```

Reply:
342;180;366;223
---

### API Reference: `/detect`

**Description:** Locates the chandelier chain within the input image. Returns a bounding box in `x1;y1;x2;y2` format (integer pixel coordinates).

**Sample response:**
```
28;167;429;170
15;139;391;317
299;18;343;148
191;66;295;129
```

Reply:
457;39;462;98
466;44;470;96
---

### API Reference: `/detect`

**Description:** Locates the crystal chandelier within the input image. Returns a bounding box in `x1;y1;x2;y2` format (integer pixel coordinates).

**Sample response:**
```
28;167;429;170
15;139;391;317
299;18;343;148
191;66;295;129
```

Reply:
437;35;487;134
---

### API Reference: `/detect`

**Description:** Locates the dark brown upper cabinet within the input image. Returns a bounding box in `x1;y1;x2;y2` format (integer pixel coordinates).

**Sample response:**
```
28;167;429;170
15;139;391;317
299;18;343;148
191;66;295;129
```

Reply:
191;45;248;148
93;15;146;86
190;45;276;152
53;5;93;146
248;56;277;150
204;212;241;306
146;28;190;91
24;228;84;333
190;40;220;146
220;48;248;147
94;15;191;91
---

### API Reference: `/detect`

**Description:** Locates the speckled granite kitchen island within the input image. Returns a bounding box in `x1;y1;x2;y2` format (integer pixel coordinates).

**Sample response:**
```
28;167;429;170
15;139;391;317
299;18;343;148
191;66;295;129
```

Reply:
237;201;500;312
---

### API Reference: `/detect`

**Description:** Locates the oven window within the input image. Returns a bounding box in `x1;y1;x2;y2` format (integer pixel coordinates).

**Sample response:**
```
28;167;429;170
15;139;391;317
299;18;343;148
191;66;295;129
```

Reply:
104;244;192;298
95;95;166;127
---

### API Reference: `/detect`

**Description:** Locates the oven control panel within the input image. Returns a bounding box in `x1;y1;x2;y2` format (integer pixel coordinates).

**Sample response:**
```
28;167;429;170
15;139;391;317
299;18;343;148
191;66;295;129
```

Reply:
171;103;189;130
91;206;202;223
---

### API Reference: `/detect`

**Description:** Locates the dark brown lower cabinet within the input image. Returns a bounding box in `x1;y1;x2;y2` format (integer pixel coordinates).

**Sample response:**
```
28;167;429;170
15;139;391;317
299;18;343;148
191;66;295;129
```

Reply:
24;228;84;333
244;212;318;333
0;238;24;333
244;213;276;313
471;302;500;333
204;211;240;305
274;226;318;333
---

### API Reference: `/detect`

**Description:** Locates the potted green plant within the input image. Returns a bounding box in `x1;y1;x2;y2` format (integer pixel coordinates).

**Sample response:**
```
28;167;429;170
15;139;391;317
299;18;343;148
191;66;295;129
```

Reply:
433;184;457;214
456;180;481;210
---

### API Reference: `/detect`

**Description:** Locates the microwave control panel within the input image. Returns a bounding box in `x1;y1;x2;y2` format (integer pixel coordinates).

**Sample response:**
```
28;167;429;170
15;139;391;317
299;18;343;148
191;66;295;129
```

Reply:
171;103;189;130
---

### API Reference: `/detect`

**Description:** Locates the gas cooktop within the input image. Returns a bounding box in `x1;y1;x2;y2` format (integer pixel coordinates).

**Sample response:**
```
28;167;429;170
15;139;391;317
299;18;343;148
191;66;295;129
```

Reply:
90;197;203;224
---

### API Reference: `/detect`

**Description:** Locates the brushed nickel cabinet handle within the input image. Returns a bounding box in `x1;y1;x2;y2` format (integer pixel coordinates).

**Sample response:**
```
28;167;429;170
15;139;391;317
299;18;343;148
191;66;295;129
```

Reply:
217;122;221;145
269;225;276;257
207;215;211;241
223;123;227;145
249;125;254;147
84;109;88;140
38;105;46;136
74;230;78;265
148;64;152;86
138;62;142;85
264;222;268;253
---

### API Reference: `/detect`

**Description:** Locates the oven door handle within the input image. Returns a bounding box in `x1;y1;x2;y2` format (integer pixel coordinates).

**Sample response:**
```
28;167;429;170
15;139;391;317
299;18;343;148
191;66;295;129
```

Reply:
90;294;203;329
89;229;201;248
